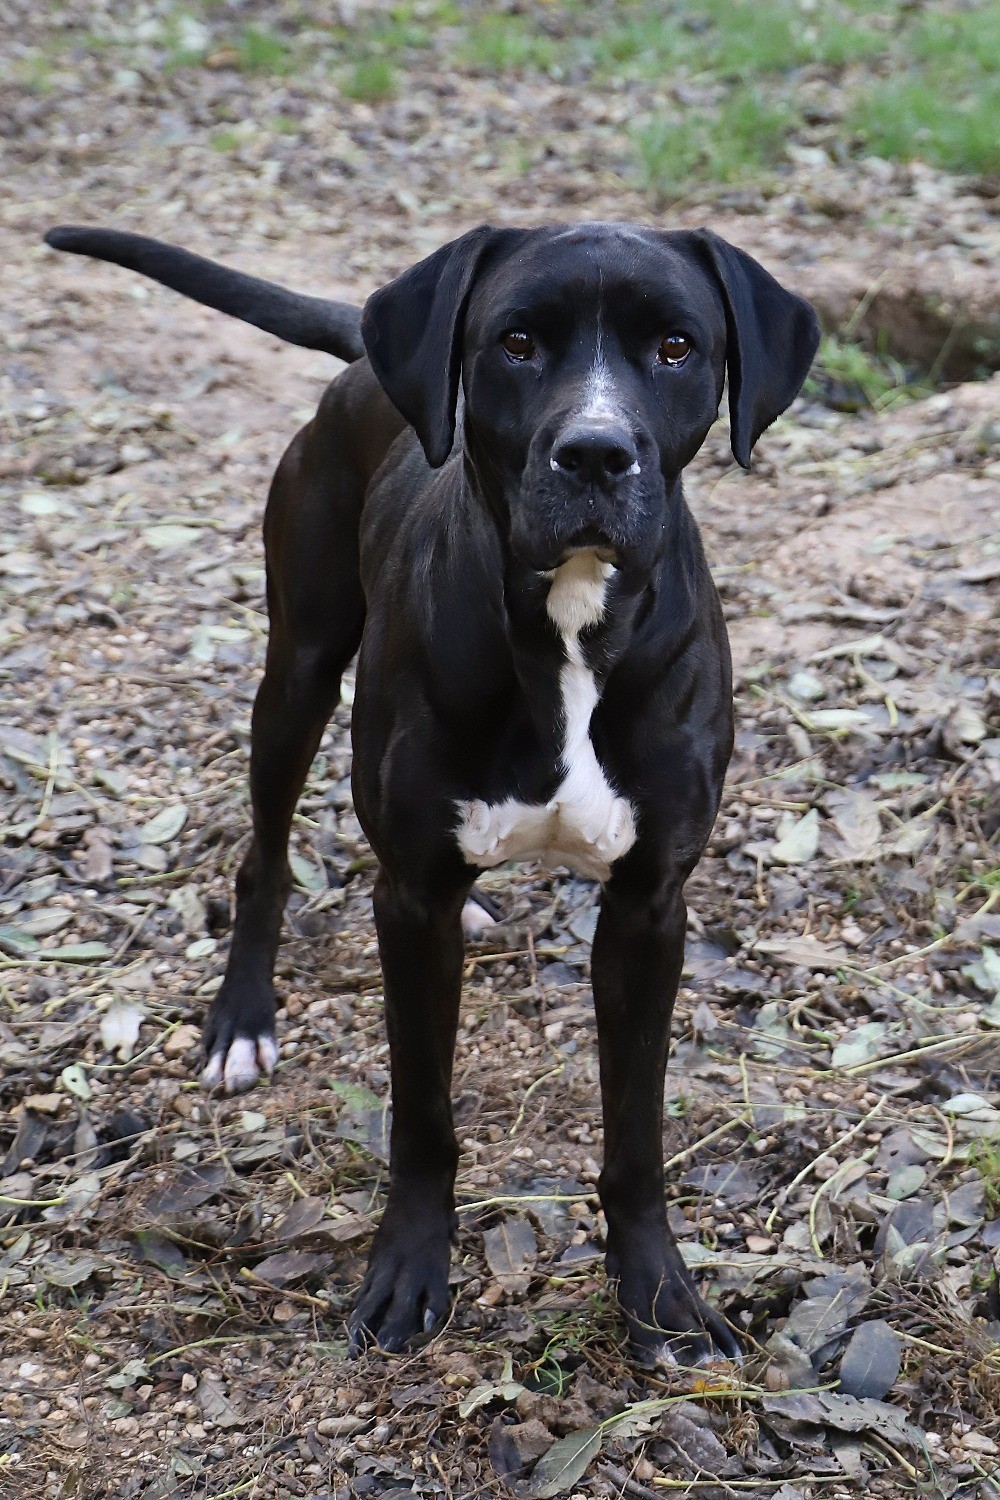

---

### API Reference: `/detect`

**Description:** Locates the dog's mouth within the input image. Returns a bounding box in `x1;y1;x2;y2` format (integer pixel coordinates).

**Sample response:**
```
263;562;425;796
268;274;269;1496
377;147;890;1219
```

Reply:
556;527;620;566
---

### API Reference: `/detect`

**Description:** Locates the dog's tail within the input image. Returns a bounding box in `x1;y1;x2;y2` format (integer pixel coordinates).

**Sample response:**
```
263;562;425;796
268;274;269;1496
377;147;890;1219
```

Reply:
44;226;365;364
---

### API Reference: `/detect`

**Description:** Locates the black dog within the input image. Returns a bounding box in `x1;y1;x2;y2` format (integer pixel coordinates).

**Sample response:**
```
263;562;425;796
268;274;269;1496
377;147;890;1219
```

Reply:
46;221;819;1366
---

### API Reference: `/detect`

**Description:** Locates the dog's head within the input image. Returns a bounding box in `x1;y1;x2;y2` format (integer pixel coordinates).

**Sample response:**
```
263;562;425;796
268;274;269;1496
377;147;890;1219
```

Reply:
362;223;819;573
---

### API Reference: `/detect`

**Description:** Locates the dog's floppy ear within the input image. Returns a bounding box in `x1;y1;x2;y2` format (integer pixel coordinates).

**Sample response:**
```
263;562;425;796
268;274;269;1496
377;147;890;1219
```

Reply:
691;230;820;469
362;226;521;468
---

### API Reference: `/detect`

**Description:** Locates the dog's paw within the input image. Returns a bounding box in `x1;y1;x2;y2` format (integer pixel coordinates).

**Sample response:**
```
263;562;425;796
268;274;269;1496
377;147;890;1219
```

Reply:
201;1032;278;1093
202;981;278;1093
348;1220;452;1355
609;1240;741;1370
629;1308;742;1372
461;897;497;938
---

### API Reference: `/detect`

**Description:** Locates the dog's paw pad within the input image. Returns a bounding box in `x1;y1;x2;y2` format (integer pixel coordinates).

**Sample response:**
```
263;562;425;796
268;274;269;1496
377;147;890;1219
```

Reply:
461;898;497;938
202;1035;278;1094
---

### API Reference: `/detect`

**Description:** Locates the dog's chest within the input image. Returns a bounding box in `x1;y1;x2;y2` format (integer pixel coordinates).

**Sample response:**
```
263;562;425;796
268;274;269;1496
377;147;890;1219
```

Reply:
455;554;637;882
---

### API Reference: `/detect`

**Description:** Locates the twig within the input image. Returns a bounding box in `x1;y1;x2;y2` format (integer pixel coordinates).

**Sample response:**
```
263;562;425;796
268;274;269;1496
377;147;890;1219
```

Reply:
651;1479;844;1490
146;1334;276;1369
765;1097;885;1232
808;1146;878;1257
864;1433;919;1479
509;1061;564;1137
601;1459;662;1499
238;1267;329;1308
457;1191;591;1214
832;1031;986;1076
662;1114;750;1174
843;267;891;340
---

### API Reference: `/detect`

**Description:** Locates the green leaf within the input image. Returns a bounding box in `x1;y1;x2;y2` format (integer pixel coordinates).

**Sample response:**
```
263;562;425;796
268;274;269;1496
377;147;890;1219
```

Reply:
0;924;40;956
143;523;203;550
484;1216;537;1280
981;947;1000;991
289;851;326;891
44;1254;100;1287
60;1063;92;1101
886;1163;926;1200
325;1079;383;1112
943;1092;992;1115
135;1229;188;1277
458;1370;525;1418
106;1358;151;1390
138;804;188;845
17;907;72;937
771;808;820;864
839;1320;902;1400
530;1426;603;1497
46;942;113;963
831;1021;886;1070
807;708;874;731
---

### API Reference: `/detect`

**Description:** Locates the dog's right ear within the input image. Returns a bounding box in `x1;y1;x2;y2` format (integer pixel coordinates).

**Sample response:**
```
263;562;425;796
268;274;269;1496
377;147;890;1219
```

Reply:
362;226;521;468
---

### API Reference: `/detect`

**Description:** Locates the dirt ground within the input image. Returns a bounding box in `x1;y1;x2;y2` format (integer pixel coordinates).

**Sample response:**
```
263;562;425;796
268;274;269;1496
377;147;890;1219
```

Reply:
2;3;999;1497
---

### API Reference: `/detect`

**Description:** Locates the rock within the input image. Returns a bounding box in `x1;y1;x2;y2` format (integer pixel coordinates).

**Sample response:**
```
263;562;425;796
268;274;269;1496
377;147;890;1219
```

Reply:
162;1024;202;1058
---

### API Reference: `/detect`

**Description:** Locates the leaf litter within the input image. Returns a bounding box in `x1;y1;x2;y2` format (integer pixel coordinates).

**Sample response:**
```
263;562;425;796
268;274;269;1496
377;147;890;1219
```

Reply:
1;0;999;1495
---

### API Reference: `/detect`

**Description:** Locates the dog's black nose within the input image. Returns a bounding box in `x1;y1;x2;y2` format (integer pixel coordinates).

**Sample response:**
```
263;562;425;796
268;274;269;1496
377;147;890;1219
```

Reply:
550;421;639;484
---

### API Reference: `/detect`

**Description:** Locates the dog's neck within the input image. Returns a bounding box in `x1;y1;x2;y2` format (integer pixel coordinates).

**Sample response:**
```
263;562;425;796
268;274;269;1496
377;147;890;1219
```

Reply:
482;481;700;689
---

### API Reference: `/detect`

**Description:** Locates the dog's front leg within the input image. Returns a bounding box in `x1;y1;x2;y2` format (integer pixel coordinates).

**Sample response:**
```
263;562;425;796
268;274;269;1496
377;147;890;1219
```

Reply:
349;868;471;1353
593;876;740;1368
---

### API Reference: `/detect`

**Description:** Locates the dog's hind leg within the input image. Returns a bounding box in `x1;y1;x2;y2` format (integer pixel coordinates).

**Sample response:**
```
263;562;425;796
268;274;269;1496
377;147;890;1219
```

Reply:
202;417;365;1094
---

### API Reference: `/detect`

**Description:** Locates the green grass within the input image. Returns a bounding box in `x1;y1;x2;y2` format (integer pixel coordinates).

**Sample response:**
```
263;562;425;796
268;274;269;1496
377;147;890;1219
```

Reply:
969;1140;1000;1216
850;77;1000;175
15;53;54;93
806;335;928;412
636;84;793;196
341;56;398;103
456;14;559;74
210;127;241;152
910;4;1000;72
333;1;462;102
26;0;1000;185
548;0;891;80
236;25;291;74
846;3;1000;173
684;0;887;75
634;0;999;193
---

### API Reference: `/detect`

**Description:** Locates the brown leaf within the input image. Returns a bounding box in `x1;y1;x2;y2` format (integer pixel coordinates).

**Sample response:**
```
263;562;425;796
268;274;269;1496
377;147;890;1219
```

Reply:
274;1195;327;1240
77;825;114;883
197;1377;243;1429
250;1250;332;1287
484;1216;537;1283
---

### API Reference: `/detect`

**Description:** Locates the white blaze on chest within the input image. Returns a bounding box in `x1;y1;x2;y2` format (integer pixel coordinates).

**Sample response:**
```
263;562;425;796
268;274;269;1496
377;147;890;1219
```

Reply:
455;551;637;881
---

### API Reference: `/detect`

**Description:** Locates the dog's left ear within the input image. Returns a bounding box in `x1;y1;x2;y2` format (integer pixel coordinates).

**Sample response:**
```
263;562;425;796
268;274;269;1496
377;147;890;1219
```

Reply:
362;226;523;468
691;230;821;469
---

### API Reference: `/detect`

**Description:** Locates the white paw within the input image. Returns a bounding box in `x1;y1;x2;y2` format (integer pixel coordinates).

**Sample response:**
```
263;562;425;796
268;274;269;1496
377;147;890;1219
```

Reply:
201;1034;278;1094
462;898;497;938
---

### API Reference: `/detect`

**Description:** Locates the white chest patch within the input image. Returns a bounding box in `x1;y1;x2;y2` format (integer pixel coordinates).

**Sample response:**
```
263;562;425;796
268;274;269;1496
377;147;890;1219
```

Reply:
455;552;637;881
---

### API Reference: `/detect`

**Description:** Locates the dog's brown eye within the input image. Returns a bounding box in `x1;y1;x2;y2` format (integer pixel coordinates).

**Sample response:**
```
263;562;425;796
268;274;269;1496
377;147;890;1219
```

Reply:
657;334;691;366
501;329;535;361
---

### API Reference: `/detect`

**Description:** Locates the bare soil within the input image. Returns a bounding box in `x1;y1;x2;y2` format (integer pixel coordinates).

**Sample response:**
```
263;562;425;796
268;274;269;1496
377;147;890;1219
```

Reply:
1;3;999;1497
